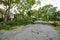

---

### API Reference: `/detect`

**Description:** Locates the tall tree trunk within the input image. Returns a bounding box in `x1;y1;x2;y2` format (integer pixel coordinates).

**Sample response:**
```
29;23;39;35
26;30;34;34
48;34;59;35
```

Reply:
4;1;11;24
4;11;8;24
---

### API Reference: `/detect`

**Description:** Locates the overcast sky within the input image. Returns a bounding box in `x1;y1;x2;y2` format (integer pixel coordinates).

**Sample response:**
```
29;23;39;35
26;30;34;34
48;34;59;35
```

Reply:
32;0;60;10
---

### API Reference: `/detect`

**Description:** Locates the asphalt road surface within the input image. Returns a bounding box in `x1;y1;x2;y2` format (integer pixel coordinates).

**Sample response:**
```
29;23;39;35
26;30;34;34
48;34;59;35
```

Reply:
0;24;60;40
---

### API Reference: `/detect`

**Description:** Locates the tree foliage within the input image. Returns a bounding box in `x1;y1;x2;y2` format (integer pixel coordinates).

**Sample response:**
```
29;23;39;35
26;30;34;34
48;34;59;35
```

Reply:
0;0;36;22
38;4;57;20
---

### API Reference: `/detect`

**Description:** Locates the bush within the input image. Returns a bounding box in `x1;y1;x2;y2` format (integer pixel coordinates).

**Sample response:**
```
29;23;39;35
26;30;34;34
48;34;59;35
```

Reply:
0;15;34;30
0;18;3;22
0;23;13;30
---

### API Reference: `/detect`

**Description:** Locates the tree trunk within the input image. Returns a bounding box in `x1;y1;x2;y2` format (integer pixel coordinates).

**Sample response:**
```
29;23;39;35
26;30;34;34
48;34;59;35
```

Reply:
3;1;11;24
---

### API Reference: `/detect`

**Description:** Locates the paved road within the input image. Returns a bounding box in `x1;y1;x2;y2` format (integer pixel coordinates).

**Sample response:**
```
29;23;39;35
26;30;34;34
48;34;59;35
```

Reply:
0;24;60;40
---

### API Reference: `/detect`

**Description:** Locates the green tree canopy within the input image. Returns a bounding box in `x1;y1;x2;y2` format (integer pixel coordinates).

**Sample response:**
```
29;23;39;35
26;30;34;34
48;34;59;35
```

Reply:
38;4;57;20
0;0;36;22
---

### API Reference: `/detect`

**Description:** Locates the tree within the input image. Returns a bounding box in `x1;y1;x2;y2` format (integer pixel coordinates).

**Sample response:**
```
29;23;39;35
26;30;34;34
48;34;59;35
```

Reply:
39;4;53;20
0;8;5;22
0;0;21;23
0;8;5;16
56;11;60;20
0;0;37;23
48;7;57;20
38;4;57;20
16;0;41;20
17;0;36;19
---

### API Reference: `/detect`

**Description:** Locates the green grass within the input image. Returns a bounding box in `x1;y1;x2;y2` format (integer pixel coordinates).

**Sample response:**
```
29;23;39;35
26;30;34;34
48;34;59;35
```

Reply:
54;26;60;30
49;20;60;34
56;21;60;24
0;23;14;30
0;21;31;30
48;20;60;34
53;26;60;34
0;15;33;30
48;20;60;24
50;20;60;31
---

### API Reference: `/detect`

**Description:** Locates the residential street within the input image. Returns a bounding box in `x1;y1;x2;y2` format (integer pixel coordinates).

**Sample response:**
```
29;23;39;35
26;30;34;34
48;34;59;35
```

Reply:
0;24;60;40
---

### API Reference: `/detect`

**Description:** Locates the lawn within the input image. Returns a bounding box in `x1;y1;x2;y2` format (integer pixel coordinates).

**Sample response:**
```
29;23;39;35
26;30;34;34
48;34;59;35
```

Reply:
48;20;60;34
0;20;32;30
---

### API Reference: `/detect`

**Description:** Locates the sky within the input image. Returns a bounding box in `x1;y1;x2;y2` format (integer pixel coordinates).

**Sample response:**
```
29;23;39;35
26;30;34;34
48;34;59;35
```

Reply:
32;0;60;10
